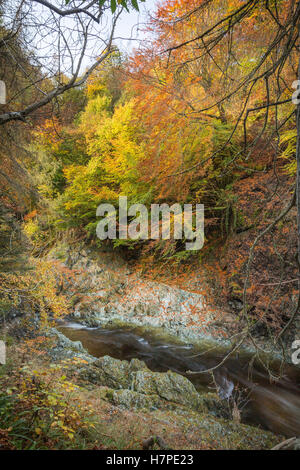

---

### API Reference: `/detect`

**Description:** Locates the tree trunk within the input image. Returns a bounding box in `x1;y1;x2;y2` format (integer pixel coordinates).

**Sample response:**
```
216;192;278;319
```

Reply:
297;58;300;267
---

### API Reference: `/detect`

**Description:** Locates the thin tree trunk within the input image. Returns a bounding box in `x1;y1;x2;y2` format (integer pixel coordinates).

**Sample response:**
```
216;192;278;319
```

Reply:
297;58;300;267
295;55;300;339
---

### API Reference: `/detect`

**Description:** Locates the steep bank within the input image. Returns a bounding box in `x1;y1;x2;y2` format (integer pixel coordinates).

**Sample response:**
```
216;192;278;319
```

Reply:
48;242;296;359
47;243;300;439
1;242;299;449
43;331;283;450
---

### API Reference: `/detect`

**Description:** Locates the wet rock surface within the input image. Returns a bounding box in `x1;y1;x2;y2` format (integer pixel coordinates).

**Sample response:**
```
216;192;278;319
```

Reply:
77;355;203;410
48;244;243;348
47;335;281;449
50;244;296;358
47;327;94;363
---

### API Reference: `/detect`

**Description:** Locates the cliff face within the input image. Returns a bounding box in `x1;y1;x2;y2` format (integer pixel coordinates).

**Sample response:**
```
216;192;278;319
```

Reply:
45;242;297;358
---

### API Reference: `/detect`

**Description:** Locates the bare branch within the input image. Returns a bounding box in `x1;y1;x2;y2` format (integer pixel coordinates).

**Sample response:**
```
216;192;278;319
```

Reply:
32;0;101;24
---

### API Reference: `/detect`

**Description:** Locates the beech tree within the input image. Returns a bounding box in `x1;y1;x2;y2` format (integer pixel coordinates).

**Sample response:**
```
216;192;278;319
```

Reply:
129;0;300;345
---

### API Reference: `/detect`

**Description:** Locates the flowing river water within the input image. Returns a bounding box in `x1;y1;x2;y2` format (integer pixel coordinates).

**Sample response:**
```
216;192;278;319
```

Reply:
58;321;300;438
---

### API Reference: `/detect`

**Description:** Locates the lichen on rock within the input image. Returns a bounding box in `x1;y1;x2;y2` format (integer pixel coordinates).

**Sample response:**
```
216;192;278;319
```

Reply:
131;369;202;410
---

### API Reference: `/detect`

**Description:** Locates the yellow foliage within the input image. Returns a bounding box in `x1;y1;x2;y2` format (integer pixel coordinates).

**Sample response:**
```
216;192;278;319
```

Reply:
0;258;69;326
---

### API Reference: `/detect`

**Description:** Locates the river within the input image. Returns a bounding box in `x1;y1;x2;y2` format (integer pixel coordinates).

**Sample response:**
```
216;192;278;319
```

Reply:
58;321;300;438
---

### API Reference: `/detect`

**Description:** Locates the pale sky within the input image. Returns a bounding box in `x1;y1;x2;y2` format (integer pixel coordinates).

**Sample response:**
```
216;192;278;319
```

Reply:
114;0;159;54
3;1;161;78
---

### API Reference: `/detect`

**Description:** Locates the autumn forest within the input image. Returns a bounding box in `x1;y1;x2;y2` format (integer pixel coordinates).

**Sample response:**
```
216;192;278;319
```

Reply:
0;0;299;452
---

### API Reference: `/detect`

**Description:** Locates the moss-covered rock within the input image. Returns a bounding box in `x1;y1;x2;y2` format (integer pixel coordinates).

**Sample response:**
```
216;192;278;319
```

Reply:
95;384;280;449
77;356;204;411
76;355;223;413
131;369;202;410
91;355;131;389
197;392;230;419
79;356;152;388
48;328;93;362
152;407;280;450
128;358;149;372
111;389;162;410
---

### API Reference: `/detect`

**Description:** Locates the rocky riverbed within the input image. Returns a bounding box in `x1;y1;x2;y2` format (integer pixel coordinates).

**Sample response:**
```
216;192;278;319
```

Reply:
45;328;282;450
47;243;300;364
48;243;275;353
38;243;300;448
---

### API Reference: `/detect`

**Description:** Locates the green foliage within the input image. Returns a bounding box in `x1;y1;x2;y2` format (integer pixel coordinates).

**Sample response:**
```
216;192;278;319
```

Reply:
65;0;146;14
279;128;297;176
0;205;29;273
60;96;147;232
0;361;97;449
98;0;146;13
214;189;240;236
27;55;243;251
